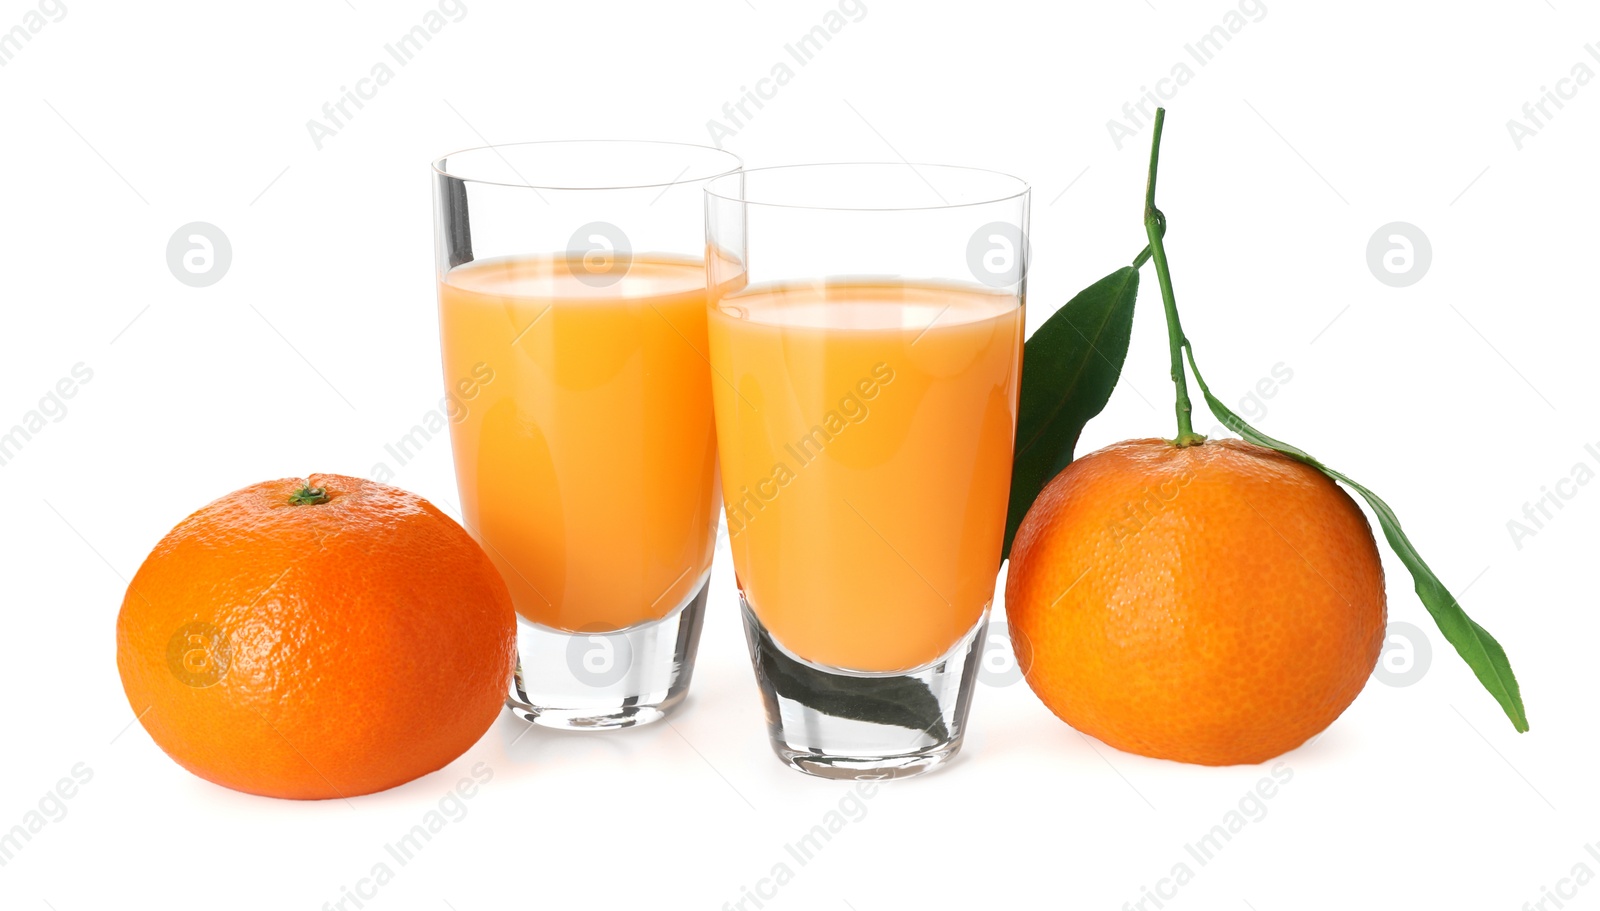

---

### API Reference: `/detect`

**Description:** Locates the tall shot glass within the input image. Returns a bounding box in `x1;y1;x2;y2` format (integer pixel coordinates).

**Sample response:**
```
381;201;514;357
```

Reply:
704;163;1028;777
432;141;741;729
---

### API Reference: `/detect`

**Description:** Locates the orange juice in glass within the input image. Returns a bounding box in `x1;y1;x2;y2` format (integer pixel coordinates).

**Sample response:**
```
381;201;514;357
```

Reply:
432;141;740;730
705;163;1028;778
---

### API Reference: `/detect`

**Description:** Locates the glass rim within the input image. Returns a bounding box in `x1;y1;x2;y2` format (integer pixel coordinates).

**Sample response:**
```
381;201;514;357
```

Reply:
703;161;1030;212
431;139;744;191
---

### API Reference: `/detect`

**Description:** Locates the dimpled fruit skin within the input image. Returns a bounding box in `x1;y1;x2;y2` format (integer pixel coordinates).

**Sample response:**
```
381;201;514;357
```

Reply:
1005;439;1386;766
115;474;516;800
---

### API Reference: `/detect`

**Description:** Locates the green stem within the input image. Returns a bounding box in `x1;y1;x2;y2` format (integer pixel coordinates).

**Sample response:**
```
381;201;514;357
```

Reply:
289;484;330;506
1131;243;1153;269
1142;108;1204;447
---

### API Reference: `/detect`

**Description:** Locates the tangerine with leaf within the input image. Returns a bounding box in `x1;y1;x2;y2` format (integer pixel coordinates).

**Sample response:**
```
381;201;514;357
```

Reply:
1003;110;1525;766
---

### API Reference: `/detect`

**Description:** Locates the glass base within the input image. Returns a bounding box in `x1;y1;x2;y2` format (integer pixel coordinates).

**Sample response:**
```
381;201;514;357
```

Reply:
507;573;709;731
740;599;987;780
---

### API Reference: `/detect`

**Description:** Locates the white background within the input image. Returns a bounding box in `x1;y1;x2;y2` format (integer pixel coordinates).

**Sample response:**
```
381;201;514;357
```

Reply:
1;1;1595;908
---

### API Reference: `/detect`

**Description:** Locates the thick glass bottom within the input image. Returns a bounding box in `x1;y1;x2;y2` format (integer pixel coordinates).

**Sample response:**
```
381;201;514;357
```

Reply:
507;573;709;730
741;599;987;780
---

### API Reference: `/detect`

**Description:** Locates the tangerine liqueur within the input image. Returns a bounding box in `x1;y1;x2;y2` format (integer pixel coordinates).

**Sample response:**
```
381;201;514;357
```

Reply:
708;280;1023;672
438;254;720;632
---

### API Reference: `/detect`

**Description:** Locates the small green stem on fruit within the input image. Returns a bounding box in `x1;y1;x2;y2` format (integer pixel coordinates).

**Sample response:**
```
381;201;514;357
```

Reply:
1143;108;1205;448
289;484;330;506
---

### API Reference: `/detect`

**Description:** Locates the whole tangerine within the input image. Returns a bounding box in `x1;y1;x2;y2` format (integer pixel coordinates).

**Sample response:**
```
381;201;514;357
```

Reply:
116;474;515;799
1005;438;1386;765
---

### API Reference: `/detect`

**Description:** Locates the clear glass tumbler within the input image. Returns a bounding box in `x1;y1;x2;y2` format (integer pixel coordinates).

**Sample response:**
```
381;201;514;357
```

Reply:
704;163;1028;777
432;140;741;729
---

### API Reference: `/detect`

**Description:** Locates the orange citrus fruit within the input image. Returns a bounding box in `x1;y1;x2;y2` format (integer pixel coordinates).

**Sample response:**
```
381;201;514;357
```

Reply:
116;474;516;799
1005;438;1386;765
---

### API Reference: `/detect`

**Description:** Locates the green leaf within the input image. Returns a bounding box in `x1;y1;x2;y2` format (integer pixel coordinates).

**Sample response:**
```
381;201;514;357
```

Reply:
1003;266;1141;559
1183;347;1529;733
752;629;950;742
